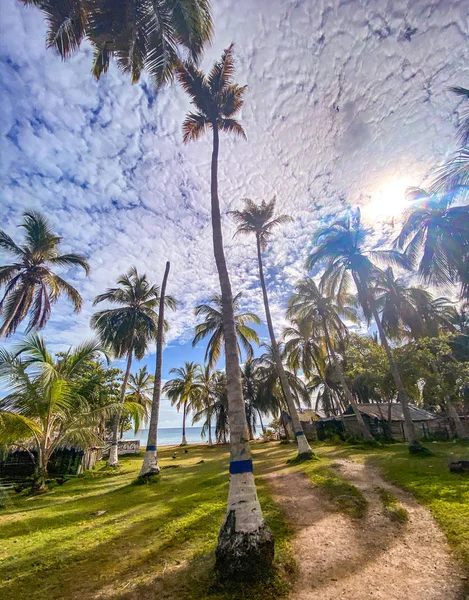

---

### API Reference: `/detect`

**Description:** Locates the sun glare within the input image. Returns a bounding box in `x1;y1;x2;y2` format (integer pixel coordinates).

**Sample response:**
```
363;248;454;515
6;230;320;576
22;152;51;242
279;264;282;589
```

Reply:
363;179;413;223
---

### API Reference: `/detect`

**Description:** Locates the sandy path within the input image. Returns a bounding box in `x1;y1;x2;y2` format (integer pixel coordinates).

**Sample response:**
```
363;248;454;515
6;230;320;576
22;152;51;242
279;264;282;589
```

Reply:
265;459;466;600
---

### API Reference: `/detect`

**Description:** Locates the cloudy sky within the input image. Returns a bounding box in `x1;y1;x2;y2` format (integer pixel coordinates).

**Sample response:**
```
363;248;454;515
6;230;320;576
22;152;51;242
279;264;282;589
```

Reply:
1;0;468;427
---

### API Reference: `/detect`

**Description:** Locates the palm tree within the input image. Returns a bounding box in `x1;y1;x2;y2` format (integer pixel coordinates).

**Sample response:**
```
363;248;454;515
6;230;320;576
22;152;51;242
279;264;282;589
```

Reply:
287;277;373;440
230;197;314;457
125;366;154;436
0;211;89;339
193;292;260;369
309;212;424;450
21;0;213;87
192;364;219;447
91;267;176;465
396;188;469;302
176;45;274;577
0;334;120;489
140;261;174;478
163;361;200;446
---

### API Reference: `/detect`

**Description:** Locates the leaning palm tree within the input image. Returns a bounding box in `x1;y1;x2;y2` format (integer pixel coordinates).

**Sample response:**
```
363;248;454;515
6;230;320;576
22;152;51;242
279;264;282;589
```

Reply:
192;365;219;447
176;46;274;577
139;261;174;478
163;362;200;445
309;212;425;451
91;267;176;465
230;197;314;457
287;277;373;440
21;0;213;87
0;334;127;490
193;292;260;369
0;211;89;339
125;366;154;435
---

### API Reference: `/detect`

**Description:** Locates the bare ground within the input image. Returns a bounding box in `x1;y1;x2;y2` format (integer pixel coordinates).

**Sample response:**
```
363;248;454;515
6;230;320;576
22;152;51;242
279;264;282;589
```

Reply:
265;458;467;600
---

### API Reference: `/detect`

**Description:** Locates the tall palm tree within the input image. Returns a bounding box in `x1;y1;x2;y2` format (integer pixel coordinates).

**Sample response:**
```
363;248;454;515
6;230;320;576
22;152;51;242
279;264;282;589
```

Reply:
309;213;424;450
125;366;154;436
230;197;314;456
139;261;174;478
163;361;200;445
0;334;118;489
21;0;213;87
193;292;260;369
0;211;89;339
91;267;176;465
176;45;274;577
396;188;469;302
287;277;373;440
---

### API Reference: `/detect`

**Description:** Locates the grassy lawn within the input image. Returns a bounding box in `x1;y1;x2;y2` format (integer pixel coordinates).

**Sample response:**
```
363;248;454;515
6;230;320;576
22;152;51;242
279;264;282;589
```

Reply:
316;441;469;573
1;440;468;600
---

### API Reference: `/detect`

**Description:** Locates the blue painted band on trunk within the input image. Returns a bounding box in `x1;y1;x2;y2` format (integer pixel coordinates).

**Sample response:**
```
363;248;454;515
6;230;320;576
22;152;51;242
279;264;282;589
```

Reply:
146;445;157;452
295;431;305;437
229;459;253;474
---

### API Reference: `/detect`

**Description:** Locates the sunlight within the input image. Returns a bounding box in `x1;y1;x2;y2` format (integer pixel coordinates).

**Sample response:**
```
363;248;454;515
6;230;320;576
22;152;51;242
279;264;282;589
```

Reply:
363;178;413;223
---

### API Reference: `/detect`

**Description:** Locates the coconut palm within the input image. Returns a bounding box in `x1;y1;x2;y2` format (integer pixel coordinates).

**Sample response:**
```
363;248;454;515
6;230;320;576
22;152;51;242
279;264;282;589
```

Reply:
139;261;173;478
124;366;154;435
91;267;176;465
176;45;273;576
193;292;260;369
192;364;219;447
0;211;89;339
309;212;425;450
21;0;213;87
395;188;469;301
0;334;124;489
163;361;200;446
287;277;373;440
230;197;314;456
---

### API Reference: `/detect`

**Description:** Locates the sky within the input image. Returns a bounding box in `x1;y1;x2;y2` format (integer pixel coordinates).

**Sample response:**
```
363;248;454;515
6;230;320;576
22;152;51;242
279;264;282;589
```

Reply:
1;0;468;428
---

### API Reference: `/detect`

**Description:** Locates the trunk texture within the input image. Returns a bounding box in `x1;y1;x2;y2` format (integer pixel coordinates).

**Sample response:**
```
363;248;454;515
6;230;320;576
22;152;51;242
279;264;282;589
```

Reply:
108;347;133;466
210;127;273;580
139;261;170;478
257;408;265;434
370;304;419;446
208;417;213;447
446;397;468;439
181;401;188;446
322;317;374;440
255;235;315;453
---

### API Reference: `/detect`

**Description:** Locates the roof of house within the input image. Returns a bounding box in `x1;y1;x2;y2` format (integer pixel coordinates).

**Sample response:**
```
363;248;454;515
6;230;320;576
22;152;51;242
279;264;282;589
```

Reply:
297;408;321;422
343;403;437;422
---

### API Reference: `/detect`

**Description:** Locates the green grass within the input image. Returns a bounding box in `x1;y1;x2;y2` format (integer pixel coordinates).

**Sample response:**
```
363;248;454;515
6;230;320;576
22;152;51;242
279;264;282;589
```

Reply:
316;441;469;572
0;444;294;600
377;487;409;524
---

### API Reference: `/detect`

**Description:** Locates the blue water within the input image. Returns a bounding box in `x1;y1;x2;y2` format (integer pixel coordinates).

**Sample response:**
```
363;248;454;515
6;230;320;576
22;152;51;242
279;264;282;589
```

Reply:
123;426;205;447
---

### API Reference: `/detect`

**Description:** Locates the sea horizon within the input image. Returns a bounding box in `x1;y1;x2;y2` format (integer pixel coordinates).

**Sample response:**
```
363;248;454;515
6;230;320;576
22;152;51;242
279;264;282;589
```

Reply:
123;426;207;447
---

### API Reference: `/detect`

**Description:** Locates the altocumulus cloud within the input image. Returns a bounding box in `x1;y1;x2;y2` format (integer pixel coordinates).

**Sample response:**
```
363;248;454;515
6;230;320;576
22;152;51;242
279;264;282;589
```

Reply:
1;0;468;359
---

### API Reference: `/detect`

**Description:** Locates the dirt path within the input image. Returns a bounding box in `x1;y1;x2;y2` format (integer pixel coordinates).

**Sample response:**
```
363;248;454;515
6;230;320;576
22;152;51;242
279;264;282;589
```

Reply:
265;459;466;600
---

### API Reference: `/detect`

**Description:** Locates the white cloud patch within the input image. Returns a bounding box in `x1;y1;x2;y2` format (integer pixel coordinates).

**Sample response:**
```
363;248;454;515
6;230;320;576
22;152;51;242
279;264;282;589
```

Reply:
1;0;468;385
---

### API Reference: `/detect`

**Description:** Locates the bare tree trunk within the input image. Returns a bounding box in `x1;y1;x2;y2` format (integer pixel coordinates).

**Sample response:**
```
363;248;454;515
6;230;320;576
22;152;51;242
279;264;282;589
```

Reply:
108;347;133;466
181;401;188;446
256;409;265;434
210;127;273;580
140;261;170;478
370;304;421;449
255;236;316;453
446;397;468;439
208;416;213;447
322;317;374;440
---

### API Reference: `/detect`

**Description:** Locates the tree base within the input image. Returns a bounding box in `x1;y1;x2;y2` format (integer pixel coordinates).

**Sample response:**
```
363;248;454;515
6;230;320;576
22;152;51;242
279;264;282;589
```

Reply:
408;440;432;455
215;511;274;582
287;451;318;465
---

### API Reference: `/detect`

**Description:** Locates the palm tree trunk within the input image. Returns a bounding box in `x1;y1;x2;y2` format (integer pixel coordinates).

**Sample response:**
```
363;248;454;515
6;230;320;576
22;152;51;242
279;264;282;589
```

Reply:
255;235;315;453
208;416;213;447
370;304;420;448
0;288;26;339
181;401;188;446
429;359;467;439
108;347;133;466
256;408;265;434
140;261;170;478
210;126;273;580
322;317;374;440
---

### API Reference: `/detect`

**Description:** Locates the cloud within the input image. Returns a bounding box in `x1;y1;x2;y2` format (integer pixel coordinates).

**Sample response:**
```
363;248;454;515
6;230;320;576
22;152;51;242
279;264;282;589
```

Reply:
1;0;468;365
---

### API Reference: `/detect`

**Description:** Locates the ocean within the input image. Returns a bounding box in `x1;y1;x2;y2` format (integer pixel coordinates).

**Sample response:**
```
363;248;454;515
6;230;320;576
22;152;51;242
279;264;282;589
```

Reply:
123;426;205;447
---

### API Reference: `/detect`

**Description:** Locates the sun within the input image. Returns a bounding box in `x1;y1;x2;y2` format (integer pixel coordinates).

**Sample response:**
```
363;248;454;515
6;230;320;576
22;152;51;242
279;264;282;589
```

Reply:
362;179;413;223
